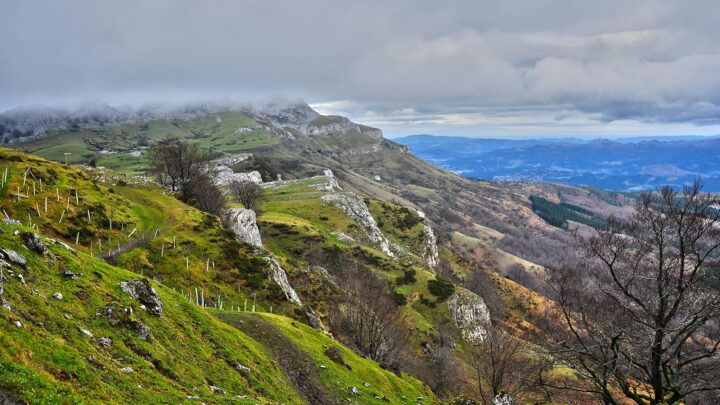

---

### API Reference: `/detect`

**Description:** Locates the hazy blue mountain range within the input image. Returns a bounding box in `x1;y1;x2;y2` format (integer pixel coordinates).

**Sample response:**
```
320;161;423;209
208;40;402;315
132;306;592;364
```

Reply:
394;134;720;192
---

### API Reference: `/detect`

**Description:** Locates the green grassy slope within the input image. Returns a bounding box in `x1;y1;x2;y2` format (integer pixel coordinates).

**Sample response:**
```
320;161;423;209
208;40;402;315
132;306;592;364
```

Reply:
0;221;302;404
217;312;433;404
256;180;464;362
0;148;293;317
14;111;278;175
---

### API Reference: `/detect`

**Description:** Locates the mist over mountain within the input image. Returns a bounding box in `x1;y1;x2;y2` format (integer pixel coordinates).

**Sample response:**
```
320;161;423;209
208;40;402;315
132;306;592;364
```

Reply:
396;134;720;192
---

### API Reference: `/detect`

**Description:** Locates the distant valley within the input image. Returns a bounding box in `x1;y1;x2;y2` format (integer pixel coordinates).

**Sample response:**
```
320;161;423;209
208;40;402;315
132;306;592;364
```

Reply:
395;134;720;192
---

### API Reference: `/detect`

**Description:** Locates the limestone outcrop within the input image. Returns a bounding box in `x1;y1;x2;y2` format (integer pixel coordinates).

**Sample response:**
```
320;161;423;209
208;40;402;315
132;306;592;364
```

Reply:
225;208;262;247
264;256;302;306
321;193;394;257
422;224;440;269
210;154;262;187
447;290;491;344
120;279;163;317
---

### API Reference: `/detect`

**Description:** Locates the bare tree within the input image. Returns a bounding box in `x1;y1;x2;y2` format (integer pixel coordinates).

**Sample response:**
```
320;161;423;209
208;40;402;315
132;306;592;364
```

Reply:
186;172;226;216
331;260;410;370
544;180;720;404
470;327;534;404
229;179;263;210
147;138;210;202
426;317;461;398
466;269;506;322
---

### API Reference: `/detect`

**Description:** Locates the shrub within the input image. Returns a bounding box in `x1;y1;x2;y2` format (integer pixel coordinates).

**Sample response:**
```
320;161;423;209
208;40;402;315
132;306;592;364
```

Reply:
427;277;455;302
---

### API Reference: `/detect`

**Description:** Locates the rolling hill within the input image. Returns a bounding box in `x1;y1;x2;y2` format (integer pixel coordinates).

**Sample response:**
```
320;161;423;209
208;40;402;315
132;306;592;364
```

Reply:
1;101;638;402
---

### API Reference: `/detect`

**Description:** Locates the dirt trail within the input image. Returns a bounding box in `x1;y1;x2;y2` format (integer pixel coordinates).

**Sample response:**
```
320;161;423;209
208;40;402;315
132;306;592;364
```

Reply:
217;313;336;405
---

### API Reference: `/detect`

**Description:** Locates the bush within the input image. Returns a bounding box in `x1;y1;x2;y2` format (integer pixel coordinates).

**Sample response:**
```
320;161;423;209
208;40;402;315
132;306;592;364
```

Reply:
391;291;407;306
395;269;417;286
427;277;455;302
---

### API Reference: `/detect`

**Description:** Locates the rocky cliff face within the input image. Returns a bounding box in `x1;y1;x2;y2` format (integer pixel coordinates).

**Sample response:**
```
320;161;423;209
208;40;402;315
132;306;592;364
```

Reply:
264;256;302;306
321;193;395;257
447;291;491;344
211;154;263;186
307;116;383;139
311;169;341;191
225;208;263;247
422;224;440;269
255;101;320;134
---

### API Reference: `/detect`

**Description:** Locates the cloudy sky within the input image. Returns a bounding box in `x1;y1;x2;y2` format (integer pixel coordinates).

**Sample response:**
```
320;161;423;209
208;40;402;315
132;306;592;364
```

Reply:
1;0;720;138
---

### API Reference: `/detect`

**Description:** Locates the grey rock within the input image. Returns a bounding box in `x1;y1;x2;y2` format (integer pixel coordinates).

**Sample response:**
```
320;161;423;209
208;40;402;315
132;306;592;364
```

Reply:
493;393;515;405
208;154;261;187
0;268;5;298
331;232;355;244
305;308;321;330
51;292;63;300
120;367;133;373
264;256;302;306
0;248;26;267
120;279;163;316
447;291;491;344
235;362;251;373
308;169;341;191
14;320;22;328
60;268;78;279
136;324;152;341
349;386;361;396
20;232;47;254
1;218;21;226
98;337;112;347
80;328;93;338
224;208;262;247
210;386;225;396
321;193;397;257
422;224;440;269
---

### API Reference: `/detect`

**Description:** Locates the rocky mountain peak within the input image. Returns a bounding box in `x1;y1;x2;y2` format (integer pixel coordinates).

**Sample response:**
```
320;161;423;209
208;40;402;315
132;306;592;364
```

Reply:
253;99;320;134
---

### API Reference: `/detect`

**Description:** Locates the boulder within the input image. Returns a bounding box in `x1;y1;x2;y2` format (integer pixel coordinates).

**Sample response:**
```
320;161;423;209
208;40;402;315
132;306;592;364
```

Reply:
98;337;112;347
51;292;63;300
136;324;152;341
225;208;262;247
447;291;491;344
1;218;21;226
0;249;26;267
209;154;262;187
235;362;251;373
60;268;78;279
19;232;47;254
120;279;163;317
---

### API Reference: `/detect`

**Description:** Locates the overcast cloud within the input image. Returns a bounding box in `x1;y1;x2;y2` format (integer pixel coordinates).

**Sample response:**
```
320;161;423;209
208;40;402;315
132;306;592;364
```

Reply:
2;0;720;137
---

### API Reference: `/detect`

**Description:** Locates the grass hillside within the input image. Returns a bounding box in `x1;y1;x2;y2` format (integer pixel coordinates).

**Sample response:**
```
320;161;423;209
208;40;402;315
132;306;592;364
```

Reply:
217;312;433;404
0;221;302;404
14;111;278;174
0;148;294;317
0;210;435;404
258;179;449;328
4;104;636;401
